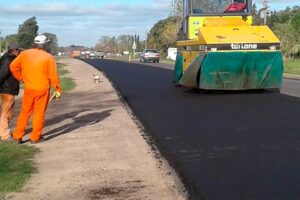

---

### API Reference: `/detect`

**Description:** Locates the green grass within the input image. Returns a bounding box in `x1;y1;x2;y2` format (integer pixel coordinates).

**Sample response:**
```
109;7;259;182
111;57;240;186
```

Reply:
0;143;38;195
57;63;76;92
0;60;76;198
284;59;300;75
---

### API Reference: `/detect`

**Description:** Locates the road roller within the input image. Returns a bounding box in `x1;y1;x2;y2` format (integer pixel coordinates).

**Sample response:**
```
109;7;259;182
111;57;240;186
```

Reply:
174;0;283;90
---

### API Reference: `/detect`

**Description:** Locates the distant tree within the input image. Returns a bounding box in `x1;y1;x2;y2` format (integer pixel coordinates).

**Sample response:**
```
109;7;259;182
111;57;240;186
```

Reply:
163;18;180;48
136;35;140;52
251;4;260;25
109;36;118;53
42;32;58;54
170;0;183;18
148;16;180;52
95;36;111;52
291;12;300;32
17;17;39;49
95;36;123;54
267;6;300;58
116;35;131;53
273;23;299;58
1;34;18;51
5;34;18;44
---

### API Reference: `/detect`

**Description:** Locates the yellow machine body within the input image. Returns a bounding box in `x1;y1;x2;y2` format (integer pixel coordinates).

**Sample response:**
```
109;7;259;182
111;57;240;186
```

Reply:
174;3;284;90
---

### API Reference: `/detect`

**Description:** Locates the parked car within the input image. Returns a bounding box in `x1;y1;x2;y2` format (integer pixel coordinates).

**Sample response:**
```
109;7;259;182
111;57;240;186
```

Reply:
140;49;160;63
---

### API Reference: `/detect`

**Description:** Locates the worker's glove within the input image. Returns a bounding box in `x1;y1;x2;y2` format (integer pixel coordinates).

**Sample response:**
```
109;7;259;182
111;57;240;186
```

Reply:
49;90;61;102
54;91;61;98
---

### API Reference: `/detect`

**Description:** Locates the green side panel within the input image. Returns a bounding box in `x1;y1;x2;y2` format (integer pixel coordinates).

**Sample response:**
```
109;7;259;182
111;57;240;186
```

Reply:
174;53;183;83
199;51;284;90
179;55;204;87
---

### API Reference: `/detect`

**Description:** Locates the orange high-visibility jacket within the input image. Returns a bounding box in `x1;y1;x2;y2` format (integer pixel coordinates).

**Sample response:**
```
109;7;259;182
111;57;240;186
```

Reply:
10;48;62;92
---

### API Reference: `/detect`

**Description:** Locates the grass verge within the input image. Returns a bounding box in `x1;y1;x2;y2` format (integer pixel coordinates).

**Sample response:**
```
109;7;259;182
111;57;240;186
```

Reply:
0;143;39;196
0;59;76;198
57;62;76;92
284;59;300;76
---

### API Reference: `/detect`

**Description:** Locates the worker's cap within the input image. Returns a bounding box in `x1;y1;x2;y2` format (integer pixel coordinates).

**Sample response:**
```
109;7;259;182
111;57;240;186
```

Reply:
34;35;50;44
8;42;20;50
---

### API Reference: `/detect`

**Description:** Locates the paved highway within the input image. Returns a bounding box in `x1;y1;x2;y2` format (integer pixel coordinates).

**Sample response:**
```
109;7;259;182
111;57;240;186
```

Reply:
84;59;300;200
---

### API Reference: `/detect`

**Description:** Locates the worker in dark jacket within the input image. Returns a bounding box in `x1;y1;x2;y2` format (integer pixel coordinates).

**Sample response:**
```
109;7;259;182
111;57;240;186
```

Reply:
0;42;21;141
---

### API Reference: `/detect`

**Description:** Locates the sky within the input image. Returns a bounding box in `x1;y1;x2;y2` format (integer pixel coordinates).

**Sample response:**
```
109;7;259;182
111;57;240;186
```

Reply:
0;0;299;47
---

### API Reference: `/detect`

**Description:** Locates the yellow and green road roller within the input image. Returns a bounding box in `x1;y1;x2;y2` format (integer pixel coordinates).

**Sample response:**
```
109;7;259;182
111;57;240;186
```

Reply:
174;0;284;90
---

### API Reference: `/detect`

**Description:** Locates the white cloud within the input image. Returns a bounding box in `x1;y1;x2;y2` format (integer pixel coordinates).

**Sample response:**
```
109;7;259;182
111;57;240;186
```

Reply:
0;1;171;47
0;2;169;16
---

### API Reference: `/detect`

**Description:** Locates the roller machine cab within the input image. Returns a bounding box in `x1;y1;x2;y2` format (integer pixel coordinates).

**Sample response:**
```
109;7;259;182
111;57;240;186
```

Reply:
174;0;284;90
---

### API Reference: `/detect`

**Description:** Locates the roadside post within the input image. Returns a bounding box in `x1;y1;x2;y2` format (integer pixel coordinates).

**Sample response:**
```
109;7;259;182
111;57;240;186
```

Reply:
132;40;136;59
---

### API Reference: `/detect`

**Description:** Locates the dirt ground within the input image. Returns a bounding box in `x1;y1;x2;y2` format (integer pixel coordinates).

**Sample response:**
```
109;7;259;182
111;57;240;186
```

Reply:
5;57;187;200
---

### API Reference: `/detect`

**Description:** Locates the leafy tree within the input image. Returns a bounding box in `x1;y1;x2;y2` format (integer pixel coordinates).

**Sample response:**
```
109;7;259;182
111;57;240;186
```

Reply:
42;32;58;54
170;0;183;18
163;19;180;48
251;4;260;25
273;23;299;58
5;34;18;45
148;16;180;52
95;36;111;52
109;36;118;54
136;35;140;52
17;17;39;49
291;12;300;32
117;35;131;53
95;34;142;55
267;6;300;58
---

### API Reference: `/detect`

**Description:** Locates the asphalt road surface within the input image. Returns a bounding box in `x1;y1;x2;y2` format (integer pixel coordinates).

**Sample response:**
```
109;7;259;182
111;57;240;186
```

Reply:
83;59;300;200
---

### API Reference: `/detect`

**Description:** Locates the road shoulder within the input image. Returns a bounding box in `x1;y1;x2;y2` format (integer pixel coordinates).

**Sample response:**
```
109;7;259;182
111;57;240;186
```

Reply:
7;57;187;200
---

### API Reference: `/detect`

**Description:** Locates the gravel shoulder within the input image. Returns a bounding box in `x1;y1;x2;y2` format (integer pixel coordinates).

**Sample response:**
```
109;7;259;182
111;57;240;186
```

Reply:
5;57;187;200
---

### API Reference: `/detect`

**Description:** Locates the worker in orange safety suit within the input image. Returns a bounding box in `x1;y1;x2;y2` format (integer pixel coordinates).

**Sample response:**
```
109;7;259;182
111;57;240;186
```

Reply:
10;34;62;144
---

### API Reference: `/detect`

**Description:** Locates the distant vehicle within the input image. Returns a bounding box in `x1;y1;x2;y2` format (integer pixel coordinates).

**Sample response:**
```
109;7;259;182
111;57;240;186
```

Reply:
71;50;81;58
80;51;86;59
89;52;96;59
140;49;160;63
123;51;129;55
96;51;105;59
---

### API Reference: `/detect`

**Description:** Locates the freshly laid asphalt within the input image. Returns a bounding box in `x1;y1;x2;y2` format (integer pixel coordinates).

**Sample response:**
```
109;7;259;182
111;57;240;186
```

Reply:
83;59;300;200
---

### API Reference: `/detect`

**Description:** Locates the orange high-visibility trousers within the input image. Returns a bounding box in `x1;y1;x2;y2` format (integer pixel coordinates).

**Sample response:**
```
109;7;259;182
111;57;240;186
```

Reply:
0;94;15;140
13;89;49;142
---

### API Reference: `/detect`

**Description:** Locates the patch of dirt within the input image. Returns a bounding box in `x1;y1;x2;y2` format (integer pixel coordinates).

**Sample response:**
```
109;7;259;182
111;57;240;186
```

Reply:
6;57;187;200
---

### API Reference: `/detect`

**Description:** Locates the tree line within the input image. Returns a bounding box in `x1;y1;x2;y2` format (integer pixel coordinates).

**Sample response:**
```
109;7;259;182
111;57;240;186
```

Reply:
2;1;298;58
0;17;58;54
267;6;300;58
95;0;299;58
95;34;141;54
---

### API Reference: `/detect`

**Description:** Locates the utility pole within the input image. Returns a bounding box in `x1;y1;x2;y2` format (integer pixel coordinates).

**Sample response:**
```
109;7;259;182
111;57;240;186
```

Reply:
145;31;148;49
